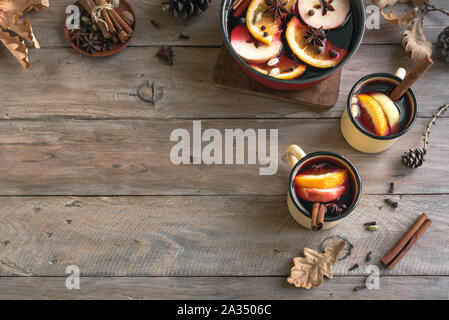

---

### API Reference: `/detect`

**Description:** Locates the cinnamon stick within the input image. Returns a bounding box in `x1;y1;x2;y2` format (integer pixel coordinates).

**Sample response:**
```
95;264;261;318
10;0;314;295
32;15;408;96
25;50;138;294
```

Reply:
108;7;133;35
390;56;434;101
78;0;110;39
315;204;327;231
381;213;432;269
109;12;129;43
311;202;320;231
94;0;116;35
232;0;251;18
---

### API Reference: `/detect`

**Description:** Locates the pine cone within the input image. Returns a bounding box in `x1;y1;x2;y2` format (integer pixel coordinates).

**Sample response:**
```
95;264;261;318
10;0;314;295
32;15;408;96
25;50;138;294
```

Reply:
162;0;211;20
435;26;449;64
401;148;425;169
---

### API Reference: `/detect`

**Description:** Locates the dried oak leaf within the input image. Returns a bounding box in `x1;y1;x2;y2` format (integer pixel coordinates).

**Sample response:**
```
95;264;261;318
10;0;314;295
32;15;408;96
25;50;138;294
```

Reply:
287;241;345;289
402;14;432;62
381;7;417;27
372;0;410;10
0;0;49;69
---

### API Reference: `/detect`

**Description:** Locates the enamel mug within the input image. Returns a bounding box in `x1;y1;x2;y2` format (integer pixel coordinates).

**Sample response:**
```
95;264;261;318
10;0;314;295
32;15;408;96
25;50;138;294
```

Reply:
286;145;362;230
340;68;418;153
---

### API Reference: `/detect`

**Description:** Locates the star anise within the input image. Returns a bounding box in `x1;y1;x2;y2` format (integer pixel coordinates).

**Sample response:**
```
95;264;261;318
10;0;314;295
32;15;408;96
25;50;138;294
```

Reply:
320;0;335;15
70;28;88;48
157;46;174;65
304;26;326;48
81;33;102;54
264;0;288;21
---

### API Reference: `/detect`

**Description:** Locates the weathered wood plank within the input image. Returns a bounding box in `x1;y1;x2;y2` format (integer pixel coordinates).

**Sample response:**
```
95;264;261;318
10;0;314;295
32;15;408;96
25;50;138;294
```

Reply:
0;276;447;299
0;46;446;119
0;118;447;195
0;195;447;276
26;0;449;47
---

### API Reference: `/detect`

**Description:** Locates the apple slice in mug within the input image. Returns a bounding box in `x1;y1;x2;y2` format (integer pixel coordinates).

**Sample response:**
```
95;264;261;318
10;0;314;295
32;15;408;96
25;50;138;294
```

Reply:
230;25;282;64
371;93;401;134
298;0;350;30
295;181;348;203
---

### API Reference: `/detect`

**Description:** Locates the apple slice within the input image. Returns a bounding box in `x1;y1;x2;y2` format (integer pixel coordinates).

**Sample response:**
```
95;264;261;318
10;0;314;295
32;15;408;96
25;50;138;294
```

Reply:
298;0;350;30
230;25;282;64
357;93;389;136
296;181;348;203
371;93;401;134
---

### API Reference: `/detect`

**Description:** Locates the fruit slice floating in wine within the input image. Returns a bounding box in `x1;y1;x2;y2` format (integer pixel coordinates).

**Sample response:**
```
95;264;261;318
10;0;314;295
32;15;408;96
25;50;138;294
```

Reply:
246;0;283;46
286;17;348;68
296;181;348;203
298;0;350;30
250;53;307;80
357;93;389;136
230;24;282;63
371;92;401;134
295;168;347;189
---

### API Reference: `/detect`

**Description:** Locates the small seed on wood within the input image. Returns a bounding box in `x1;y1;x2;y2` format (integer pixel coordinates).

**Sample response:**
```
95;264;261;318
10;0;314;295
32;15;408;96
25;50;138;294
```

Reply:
363;221;377;226
384;198;398;208
389;182;395;193
267;57;279;66
150;20;161;29
348;263;359;271
365;251;373;262
366;225;380;231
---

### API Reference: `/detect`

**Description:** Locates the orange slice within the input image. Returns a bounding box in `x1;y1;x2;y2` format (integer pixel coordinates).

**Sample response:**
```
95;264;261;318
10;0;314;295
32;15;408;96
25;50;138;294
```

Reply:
286;17;348;68
250;54;307;80
295;169;348;189
246;0;282;46
357;93;389;136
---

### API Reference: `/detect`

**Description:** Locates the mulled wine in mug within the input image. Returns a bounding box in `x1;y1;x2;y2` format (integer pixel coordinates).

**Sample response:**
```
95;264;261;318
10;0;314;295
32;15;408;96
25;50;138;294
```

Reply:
286;145;361;231
340;68;417;153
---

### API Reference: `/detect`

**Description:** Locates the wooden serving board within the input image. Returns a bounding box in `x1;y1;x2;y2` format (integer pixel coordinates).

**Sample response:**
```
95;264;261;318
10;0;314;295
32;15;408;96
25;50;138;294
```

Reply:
212;47;341;109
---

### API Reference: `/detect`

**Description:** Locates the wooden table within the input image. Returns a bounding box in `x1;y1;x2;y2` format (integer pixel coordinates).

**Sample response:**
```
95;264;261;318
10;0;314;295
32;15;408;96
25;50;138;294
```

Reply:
0;0;448;299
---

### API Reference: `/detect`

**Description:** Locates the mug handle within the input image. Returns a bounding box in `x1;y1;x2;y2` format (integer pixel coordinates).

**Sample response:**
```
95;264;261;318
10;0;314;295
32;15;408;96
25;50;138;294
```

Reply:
286;145;307;168
395;67;406;80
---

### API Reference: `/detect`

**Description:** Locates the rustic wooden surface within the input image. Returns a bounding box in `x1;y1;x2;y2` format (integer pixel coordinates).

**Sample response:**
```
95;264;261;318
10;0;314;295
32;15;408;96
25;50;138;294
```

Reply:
0;0;448;299
213;47;342;108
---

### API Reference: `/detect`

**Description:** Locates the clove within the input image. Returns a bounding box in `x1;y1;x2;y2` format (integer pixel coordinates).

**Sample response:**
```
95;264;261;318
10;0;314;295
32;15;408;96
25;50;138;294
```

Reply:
348;263;359;271
385;198;398;208
365;251;373;262
389;182;395;194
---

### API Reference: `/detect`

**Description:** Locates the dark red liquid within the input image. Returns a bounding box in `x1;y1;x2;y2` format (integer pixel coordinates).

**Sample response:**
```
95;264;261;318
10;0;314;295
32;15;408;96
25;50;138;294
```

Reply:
227;2;354;80
293;157;355;218
352;79;413;136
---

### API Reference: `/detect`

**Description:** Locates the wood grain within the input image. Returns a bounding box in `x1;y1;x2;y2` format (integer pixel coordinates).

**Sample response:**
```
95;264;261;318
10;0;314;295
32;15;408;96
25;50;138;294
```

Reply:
0;276;447;299
26;0;449;47
0;46;445;120
0;195;447;277
213;47;341;109
0;118;447;195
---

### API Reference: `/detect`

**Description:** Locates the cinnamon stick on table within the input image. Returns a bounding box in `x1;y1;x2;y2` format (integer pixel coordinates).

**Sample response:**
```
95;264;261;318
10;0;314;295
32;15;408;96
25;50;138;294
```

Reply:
390;56;434;101
381;213;432;270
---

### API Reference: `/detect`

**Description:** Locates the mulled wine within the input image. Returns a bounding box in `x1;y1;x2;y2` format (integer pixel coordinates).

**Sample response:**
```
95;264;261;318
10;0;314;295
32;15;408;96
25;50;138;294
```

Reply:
293;157;355;219
350;78;414;137
227;0;355;81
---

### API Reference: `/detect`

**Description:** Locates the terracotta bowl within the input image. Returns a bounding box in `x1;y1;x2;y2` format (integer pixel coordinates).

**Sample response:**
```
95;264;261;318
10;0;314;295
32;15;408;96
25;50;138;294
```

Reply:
64;0;136;57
